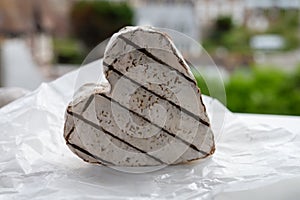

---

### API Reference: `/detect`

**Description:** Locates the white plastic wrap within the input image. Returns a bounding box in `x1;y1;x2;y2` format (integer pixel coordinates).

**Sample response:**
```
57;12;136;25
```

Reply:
1;60;300;200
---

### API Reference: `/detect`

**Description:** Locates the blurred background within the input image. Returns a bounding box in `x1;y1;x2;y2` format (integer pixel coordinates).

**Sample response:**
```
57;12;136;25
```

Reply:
0;0;299;115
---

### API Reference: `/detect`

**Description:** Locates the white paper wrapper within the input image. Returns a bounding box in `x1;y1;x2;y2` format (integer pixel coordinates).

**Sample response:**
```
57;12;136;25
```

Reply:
1;60;300;200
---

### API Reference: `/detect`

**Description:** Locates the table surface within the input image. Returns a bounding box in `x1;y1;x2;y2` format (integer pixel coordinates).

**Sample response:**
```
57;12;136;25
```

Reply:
216;113;300;200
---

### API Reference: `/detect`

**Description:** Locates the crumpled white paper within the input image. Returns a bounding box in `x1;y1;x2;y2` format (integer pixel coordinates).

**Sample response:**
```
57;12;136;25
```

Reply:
1;60;300;200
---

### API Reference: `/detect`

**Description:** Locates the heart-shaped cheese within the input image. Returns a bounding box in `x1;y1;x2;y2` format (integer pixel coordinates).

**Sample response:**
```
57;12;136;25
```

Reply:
64;26;215;166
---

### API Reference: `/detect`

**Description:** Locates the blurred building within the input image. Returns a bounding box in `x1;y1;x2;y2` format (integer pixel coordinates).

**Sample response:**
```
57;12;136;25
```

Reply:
135;4;197;38
246;0;300;9
0;0;73;89
0;0;71;37
131;0;200;55
132;0;299;43
195;0;246;26
1;39;45;90
195;0;300;27
0;0;73;69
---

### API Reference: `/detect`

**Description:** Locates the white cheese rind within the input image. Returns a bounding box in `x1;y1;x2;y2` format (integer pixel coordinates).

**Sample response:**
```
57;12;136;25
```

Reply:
64;26;215;166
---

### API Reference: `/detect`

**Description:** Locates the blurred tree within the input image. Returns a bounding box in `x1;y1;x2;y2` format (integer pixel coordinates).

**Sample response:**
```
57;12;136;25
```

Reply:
195;66;300;116
211;16;234;42
71;0;133;50
203;15;251;53
53;38;84;64
215;16;233;33
203;16;252;69
266;9;300;51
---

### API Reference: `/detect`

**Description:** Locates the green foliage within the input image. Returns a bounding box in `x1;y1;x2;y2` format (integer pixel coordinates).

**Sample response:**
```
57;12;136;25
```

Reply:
195;66;300;115
203;10;300;53
193;71;209;96
222;27;252;53
71;0;133;49
215;16;234;33
203;16;252;53
53;38;85;64
266;9;300;51
193;71;226;104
